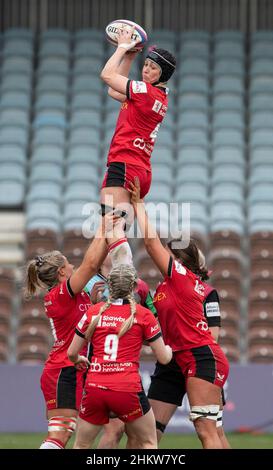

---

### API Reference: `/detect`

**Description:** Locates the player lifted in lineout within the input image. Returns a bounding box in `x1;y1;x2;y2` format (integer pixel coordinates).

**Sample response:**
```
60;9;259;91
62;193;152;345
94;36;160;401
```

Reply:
100;22;176;228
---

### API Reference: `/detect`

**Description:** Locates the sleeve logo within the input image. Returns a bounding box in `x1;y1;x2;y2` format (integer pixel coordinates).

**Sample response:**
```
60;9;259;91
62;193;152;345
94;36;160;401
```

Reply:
132;81;147;94
152;99;163;113
174;260;186;275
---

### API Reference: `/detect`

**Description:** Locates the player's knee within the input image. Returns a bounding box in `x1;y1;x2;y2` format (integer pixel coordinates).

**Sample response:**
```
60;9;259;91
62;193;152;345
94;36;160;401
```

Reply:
47;416;77;445
189;405;219;423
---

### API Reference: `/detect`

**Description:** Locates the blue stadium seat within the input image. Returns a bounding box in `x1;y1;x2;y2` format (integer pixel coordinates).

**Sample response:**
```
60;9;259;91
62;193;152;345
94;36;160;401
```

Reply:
70;110;101;130
249;166;273;185
251;42;273;59
213;92;244;111
152;164;173;184
211;202;245;226
0;181;25;207
248;183;273;204
178;76;209;94
212;164;245;185
152;147;173;165
73;57;103;74
249;203;273;233
250;147;273;167
30;163;63;184
145;184;172;203
73;39;104;58
67;146;100;167
27;182;62;203
213;76;244;94
250;76;273;94
35;92;67;112
177;129;208;148
249;92;273;112
180;40;210;59
31;146;64;165
214;58;244;77
1;74;31;93
178;57;209;77
180;30;210;43
250;130;273;149
0;144;26;166
212;110;244;131
66;164;99;185
39;40;70;59
212;129;244;149
40;29;71;42
175;183;207;204
214;31;244;42
27;201;61;225
33;112;66;129
250;111;273;130
71;75;102;94
250;58;273;76
211;183;244;204
177;164;208;185
0;109;29;127
36;74;68;94
3;28;33;41
177;146;209;166
38;57;69;75
63;183;98;203
32;127;65;148
0;91;30;109
74;29;104;41
0;163;26;183
1;56;32;75
68;128;100;147
212;146;245;167
70;92;102;111
178;109;209;130
2;39;33;58
214;40;244;60
178;92;209;112
0;126;28;148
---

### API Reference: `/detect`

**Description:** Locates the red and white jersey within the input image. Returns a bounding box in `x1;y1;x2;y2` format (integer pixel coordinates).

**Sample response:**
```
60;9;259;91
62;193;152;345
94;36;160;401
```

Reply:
44;279;91;368
107;80;168;171
75;299;161;392
153;257;216;352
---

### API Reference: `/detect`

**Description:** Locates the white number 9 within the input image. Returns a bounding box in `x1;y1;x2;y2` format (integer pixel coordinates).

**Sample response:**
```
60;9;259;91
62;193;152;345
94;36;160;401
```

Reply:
104;334;119;361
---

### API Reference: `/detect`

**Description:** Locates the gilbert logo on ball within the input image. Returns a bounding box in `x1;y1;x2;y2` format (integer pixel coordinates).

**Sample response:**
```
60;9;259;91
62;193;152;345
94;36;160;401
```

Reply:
105;19;148;51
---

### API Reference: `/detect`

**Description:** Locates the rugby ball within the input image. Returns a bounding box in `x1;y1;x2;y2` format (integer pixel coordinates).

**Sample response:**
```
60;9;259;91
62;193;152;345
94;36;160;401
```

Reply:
105;19;148;51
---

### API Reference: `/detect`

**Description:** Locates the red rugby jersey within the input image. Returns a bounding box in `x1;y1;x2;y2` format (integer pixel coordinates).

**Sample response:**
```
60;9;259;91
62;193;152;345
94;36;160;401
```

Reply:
44;279;91;368
107;80;168;171
153;257;216;352
75;299;161;392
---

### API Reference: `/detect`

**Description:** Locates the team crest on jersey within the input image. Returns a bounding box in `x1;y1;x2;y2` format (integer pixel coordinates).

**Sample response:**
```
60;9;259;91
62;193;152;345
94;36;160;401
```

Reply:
132;81;147;94
174;260;186;275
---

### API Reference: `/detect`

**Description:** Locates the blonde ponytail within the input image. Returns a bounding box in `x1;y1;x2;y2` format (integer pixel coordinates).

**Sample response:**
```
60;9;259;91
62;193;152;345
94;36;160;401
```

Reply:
85;299;111;341
24;251;65;299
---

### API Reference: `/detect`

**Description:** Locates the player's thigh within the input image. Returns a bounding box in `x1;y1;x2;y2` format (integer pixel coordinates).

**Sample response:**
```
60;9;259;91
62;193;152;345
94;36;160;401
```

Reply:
149;399;177;425
103;418;125;438
100;186;130;206
74;417;102;449
186;377;222;406
125;408;157;447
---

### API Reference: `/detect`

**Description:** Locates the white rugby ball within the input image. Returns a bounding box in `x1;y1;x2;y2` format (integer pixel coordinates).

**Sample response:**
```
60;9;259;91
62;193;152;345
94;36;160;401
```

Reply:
105;19;148;51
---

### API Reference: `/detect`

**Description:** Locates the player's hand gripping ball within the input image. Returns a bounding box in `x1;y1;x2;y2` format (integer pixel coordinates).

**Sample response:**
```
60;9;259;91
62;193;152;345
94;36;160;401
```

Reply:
105;19;148;52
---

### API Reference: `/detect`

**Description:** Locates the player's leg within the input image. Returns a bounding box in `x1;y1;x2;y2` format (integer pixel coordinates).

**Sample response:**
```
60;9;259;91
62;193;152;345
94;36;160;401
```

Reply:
186;376;223;449
125;408;157;449
97;418;125;449
217;389;231;449
73;417;102;449
147;360;185;443
40;408;77;449
149;400;177;443
40;366;83;449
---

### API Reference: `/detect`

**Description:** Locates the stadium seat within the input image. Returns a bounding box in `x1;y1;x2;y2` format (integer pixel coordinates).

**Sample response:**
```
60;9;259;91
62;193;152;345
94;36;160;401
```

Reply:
250;58;273;76
212;164;245;186
213;92;244;112
248;344;273;363
219;325;240;347
180;39;210;59
32;126;65;148
178;92;209;112
70;110;101;130
63;183;98;203
66;163;99;185
1;56;32;75
1;74;31;93
177;110;209;130
38;57;69;75
177;146;209;166
17;342;49;363
210;230;241;250
74;39;104;59
39;40;70;59
36;74;68;94
33;110;67;128
250;76;273;94
73;57;103;74
212;129;244;149
68;127;100;147
213;76;244;94
35;92;67;112
212;146;245;166
40;28;71;42
70;92;102;111
72;75;102;94
175;183;207;205
27;182;62;204
250;147;273;167
214;58;244;77
67;146;100;167
177;129;208;148
177;164;208;185
0;144;26;165
214;40;244;60
178;76;209;94
211;183;244;204
212;110;244;131
178;57;209;77
221;345;240;362
31;145;64;165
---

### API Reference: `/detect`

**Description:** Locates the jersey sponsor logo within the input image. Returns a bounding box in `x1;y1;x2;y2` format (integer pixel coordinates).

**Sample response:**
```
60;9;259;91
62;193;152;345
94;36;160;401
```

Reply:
205;302;220;317
174;260;186;275
194;280;205;296
90;358;102;372
151;324;160;333
79;303;92;312
154;292;167;302
132;81;147;94
196;319;209;331
133;137;145;150
152;99;163;113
